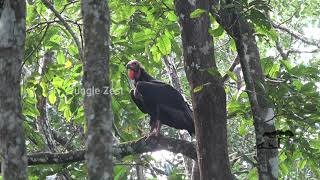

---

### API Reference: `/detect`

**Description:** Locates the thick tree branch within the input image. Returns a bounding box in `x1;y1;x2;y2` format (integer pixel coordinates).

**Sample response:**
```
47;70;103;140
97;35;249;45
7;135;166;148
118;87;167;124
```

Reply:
272;22;320;48
41;0;83;60
27;136;196;165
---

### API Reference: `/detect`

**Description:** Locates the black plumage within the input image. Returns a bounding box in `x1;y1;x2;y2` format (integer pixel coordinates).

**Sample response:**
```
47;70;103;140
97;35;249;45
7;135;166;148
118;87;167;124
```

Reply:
127;60;195;136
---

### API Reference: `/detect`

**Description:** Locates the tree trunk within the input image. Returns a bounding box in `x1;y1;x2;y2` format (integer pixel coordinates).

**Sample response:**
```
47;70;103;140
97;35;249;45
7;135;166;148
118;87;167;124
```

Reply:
174;1;232;179
211;0;279;179
81;0;113;179
0;0;27;179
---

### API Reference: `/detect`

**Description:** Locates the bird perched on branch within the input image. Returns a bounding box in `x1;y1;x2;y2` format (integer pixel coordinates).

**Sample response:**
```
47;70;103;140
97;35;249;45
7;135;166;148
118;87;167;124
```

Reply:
126;60;195;138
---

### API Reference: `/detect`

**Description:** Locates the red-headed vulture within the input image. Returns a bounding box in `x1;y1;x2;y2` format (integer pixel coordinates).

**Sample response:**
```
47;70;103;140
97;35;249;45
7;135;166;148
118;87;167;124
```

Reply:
126;60;195;137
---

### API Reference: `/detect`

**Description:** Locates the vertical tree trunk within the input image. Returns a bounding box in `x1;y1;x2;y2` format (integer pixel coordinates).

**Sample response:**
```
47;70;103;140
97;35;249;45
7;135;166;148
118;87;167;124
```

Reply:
174;1;232;179
232;22;278;180
81;0;113;179
0;0;27;179
211;0;279;178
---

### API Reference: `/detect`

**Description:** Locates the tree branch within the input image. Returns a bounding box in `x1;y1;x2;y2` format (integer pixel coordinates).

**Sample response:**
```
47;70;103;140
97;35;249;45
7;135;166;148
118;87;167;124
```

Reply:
272;22;320;48
222;56;240;82
41;0;83;60
27;136;196;165
27;19;82;32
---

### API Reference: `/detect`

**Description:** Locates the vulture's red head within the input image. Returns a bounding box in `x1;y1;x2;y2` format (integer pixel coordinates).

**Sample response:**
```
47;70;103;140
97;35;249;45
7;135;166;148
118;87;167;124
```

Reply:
126;60;141;80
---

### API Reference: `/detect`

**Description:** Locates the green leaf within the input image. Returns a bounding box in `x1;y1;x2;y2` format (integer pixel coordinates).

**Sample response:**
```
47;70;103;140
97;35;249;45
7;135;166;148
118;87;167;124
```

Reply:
210;25;225;37
226;70;237;81
301;82;315;93
52;77;64;88
193;85;204;93
114;165;129;180
299;159;307;169
247;168;258;180
58;100;67;111
48;91;57;104
64;107;72;122
238;123;248;135
133;31;151;42
68;44;78;57
207;67;220;76
230;39;237;52
249;9;271;29
190;9;206;18
151;45;161;62
40;80;48;97
280;60;292;70
167;11;178;21
280;163;289;175
57;52;65;64
261;57;279;77
157;35;171;55
279;152;287;161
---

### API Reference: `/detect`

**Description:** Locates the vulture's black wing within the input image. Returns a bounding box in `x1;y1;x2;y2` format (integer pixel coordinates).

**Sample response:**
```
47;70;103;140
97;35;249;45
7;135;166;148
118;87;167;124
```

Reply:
130;89;147;113
135;81;195;134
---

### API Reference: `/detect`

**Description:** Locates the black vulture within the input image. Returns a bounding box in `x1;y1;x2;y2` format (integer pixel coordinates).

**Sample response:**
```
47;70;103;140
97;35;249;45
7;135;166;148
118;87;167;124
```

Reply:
126;60;195;137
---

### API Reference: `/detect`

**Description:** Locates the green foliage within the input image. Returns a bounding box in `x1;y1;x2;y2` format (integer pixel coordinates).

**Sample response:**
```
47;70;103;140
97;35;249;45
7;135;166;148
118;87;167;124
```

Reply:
190;9;206;18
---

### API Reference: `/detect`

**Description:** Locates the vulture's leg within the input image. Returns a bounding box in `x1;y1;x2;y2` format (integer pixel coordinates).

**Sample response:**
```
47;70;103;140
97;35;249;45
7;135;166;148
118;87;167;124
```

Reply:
153;119;161;136
146;105;162;139
153;104;162;136
148;120;161;136
147;119;161;139
146;117;158;140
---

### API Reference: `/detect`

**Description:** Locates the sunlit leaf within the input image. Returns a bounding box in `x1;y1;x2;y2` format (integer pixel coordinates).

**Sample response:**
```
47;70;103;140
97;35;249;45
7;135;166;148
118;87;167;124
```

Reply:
157;35;171;55
193;85;204;93
65;60;72;68
48;91;56;104
190;9;206;18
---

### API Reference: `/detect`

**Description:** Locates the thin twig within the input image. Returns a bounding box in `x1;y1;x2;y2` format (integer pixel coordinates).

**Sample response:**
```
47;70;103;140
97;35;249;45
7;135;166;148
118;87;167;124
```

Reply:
27;19;82;32
20;24;50;70
222;56;240;82
41;0;83;61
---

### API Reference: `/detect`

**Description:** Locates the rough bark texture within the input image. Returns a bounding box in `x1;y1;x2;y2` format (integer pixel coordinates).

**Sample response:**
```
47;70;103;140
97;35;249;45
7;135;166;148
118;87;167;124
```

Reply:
81;0;113;179
174;1;232;179
27;136;197;165
211;0;279;179
191;161;200;180
0;0;27;179
36;51;56;152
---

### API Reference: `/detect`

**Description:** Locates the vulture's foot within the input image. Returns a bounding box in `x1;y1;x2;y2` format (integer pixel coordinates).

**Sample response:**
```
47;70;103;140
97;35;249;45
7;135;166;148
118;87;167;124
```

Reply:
145;129;161;140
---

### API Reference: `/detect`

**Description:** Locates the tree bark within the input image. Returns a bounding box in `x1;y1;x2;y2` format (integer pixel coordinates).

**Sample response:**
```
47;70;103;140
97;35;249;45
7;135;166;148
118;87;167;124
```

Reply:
174;1;232;179
211;0;279;179
81;0;113;179
27;136;197;165
0;0;27;179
